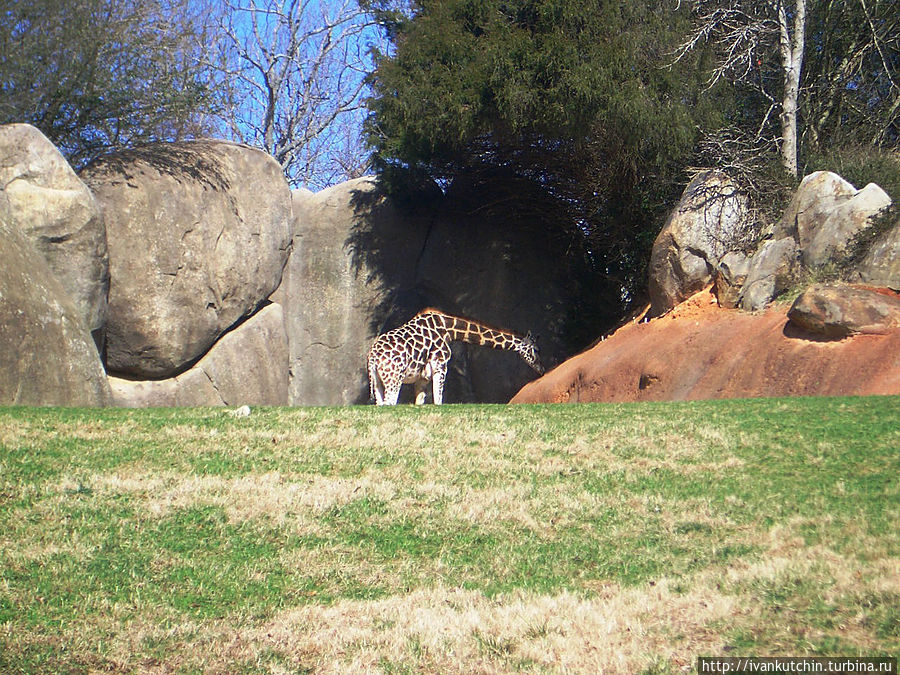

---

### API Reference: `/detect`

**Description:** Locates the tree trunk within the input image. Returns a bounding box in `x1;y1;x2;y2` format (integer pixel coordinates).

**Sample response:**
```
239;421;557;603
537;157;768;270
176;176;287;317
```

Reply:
777;0;807;178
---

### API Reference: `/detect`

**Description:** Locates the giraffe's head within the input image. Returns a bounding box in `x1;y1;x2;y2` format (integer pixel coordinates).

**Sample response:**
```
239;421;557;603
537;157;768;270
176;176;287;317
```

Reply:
517;332;545;375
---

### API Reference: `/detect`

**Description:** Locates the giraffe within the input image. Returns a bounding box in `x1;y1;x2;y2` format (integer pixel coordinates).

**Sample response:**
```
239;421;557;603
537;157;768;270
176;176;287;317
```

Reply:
367;308;545;405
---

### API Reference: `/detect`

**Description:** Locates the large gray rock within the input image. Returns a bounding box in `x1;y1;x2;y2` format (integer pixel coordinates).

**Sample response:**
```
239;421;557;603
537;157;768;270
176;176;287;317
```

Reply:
738;237;799;311
109;303;288;407
410;214;570;404
82;141;292;378
788;284;900;338
714;251;752;309
775;171;852;241
649;171;752;316
777;171;892;268
855;215;900;290
284;176;571;405
0;218;111;406
284;177;431;405
0;123;108;339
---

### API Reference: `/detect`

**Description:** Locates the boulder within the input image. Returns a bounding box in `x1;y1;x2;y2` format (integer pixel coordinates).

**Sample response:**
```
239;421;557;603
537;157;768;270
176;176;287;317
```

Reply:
787;284;900;338
284;177;431;405
0;218;111;406
410;214;571;404
776;171;892;268
109;303;288;407
855;215;900;290
82;141;292;378
738;237;799;311
284;176;572;405
0;123;108;340
775;171;852;241
714;251;751;309
648;171;751;316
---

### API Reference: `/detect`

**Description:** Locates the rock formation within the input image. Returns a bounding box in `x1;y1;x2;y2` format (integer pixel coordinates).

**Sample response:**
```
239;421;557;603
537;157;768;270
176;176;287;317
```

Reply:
282;177;431;405
4;122;897;409
648;170;751;316
854;214;900;290
82;140;292;378
516;169;900;405
649;170;895;314
777;171;892;268
0;124;108;342
0;217;111;406
283;177;573;405
737;237;799;311
108;304;288;407
409;211;570;404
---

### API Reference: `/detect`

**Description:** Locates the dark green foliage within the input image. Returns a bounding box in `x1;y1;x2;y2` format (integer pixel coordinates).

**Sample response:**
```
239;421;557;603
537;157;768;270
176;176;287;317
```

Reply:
365;0;721;327
365;0;899;337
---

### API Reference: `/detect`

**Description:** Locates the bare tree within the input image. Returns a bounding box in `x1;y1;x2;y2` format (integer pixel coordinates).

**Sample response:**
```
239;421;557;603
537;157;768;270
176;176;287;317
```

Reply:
213;0;380;188
777;0;806;176
672;0;808;177
803;0;899;152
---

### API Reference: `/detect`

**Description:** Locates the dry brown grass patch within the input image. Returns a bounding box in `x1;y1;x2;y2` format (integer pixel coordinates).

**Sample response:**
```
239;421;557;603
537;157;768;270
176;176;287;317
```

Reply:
63;470;398;528
242;581;736;673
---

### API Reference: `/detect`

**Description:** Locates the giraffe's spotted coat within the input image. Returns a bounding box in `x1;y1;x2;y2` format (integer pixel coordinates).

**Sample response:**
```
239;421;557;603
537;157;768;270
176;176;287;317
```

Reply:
367;309;544;405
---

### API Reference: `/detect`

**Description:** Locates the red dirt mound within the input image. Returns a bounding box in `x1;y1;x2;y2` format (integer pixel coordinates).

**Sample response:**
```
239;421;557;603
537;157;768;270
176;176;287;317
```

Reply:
511;288;900;404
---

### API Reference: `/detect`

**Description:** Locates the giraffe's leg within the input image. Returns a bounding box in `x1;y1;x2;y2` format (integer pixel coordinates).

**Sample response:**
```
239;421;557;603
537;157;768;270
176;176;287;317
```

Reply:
432;363;447;405
369;362;385;405
384;377;403;406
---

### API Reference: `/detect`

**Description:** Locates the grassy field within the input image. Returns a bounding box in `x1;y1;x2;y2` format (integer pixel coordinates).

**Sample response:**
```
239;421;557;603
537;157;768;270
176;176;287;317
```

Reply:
0;397;897;673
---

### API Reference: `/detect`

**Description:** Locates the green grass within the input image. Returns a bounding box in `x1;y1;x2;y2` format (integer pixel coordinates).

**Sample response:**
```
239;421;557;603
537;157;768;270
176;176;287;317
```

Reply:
0;397;897;672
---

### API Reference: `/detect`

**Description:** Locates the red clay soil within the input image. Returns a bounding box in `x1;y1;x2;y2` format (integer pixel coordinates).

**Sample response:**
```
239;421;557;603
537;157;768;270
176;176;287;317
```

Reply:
512;287;900;404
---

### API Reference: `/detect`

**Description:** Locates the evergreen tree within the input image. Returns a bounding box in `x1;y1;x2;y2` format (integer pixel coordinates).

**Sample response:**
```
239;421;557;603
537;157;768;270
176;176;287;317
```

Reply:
364;0;722;322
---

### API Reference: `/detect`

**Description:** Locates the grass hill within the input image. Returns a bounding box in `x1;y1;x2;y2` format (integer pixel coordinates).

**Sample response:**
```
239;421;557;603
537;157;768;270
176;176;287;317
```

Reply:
1;397;897;672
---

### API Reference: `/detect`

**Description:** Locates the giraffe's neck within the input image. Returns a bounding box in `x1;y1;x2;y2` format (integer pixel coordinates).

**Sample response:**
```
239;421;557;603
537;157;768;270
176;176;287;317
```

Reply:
418;309;526;351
